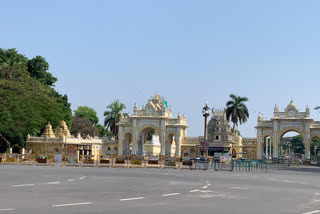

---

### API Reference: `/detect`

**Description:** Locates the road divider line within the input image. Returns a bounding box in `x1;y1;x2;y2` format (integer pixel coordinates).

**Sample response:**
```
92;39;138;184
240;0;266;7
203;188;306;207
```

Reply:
120;197;145;201
0;208;15;211
48;182;61;185
68;179;76;182
52;202;93;207
302;210;320;214
11;184;35;187
202;186;208;189
231;187;249;189
79;176;86;180
190;189;200;193
162;193;181;197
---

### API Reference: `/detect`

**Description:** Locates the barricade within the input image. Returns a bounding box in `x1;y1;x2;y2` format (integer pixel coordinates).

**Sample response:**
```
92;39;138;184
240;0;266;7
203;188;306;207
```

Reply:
146;156;161;168
82;155;96;167
190;158;209;170
36;155;50;166
113;156;127;168
65;155;81;167
130;156;144;168
164;157;177;169
181;157;192;169
4;154;18;165
0;153;5;164
98;155;112;167
17;154;35;166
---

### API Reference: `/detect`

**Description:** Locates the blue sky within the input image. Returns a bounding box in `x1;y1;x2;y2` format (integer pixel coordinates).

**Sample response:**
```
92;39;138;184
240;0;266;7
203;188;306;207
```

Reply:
1;0;320;137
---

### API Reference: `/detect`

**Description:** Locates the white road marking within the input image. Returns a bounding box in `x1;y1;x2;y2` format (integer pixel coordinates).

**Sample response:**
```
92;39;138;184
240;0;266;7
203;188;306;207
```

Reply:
302;211;320;214
283;180;295;183
68;179;76;182
0;208;15;211
207;184;212;186
120;197;145;201
79;176;86;180
162;193;181;197
202;186;208;189
268;178;277;181
190;189;200;192
11;184;35;187
48;182;61;185
52;202;93;207
231;187;249;189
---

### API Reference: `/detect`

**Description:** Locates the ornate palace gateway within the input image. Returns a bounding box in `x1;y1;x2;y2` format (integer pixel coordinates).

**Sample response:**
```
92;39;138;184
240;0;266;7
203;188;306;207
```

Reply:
256;100;320;160
117;93;187;157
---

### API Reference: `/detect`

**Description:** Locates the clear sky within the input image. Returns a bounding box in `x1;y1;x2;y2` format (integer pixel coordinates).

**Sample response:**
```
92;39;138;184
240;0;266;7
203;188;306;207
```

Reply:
2;0;320;137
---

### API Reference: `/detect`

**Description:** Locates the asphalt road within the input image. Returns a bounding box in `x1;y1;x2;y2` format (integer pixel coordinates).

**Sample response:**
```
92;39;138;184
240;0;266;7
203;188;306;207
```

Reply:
0;165;319;214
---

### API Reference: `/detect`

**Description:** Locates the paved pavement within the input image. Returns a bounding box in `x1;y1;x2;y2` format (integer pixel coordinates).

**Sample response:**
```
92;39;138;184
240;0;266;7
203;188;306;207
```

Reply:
0;165;319;214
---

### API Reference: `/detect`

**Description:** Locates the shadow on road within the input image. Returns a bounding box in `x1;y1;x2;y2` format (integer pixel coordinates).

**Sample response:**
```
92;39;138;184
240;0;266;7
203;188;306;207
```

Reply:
276;166;320;173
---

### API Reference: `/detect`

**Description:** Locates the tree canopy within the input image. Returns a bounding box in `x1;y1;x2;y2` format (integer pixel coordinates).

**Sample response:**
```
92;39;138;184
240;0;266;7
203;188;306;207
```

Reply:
0;48;72;152
70;116;99;138
74;106;99;125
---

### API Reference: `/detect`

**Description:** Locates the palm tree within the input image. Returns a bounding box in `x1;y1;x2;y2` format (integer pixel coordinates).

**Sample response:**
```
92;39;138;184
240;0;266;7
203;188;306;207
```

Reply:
226;94;249;134
104;100;128;136
0;57;27;80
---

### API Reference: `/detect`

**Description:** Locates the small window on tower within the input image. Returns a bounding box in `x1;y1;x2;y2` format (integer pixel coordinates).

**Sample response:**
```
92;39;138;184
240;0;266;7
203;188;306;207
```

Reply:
215;136;219;140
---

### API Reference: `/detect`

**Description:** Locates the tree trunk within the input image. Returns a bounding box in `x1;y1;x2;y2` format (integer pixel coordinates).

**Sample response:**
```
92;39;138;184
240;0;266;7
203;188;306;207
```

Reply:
0;132;10;148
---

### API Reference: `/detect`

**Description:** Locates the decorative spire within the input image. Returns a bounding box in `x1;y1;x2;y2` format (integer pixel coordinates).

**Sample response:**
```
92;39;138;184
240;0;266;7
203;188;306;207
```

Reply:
41;122;55;138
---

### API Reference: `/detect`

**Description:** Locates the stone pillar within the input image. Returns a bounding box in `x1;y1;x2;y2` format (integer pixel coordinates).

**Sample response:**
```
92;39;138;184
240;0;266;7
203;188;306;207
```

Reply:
141;135;145;156
118;132;124;155
272;121;279;158
265;138;268;157
160;130;166;156
257;136;263;160
304;134;311;159
269;138;271;158
175;134;181;157
9;147;12;154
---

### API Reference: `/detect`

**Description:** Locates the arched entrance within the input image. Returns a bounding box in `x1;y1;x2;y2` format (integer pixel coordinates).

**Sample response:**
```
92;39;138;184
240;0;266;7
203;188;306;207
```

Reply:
280;130;305;162
256;101;313;160
122;133;132;156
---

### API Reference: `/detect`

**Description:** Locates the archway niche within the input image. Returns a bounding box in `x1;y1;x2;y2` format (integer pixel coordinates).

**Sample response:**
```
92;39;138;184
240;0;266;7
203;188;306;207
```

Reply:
280;131;305;159
263;136;273;160
123;133;132;156
137;127;161;156
165;133;176;157
311;136;320;158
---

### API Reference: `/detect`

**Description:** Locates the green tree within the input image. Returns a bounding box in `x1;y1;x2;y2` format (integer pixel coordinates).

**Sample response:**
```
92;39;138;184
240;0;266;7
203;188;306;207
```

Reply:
70;116;99;138
104;100;127;136
94;124;106;137
0;49;72;152
226;94;249;134
74;106;99;125
27;56;57;87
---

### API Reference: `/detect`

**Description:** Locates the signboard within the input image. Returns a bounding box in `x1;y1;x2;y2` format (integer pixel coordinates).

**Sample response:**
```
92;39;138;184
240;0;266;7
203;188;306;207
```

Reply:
67;145;77;155
115;156;125;164
182;157;192;166
199;141;208;152
220;156;232;165
165;157;176;166
106;150;118;155
54;154;62;166
148;156;159;165
131;156;144;165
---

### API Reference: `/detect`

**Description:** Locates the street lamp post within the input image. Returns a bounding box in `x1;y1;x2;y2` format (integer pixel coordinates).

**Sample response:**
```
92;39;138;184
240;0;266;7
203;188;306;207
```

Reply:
202;102;210;157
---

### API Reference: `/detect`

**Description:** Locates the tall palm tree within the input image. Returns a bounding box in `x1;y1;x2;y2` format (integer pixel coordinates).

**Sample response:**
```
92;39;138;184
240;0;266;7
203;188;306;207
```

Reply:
104;100;128;136
226;94;249;134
